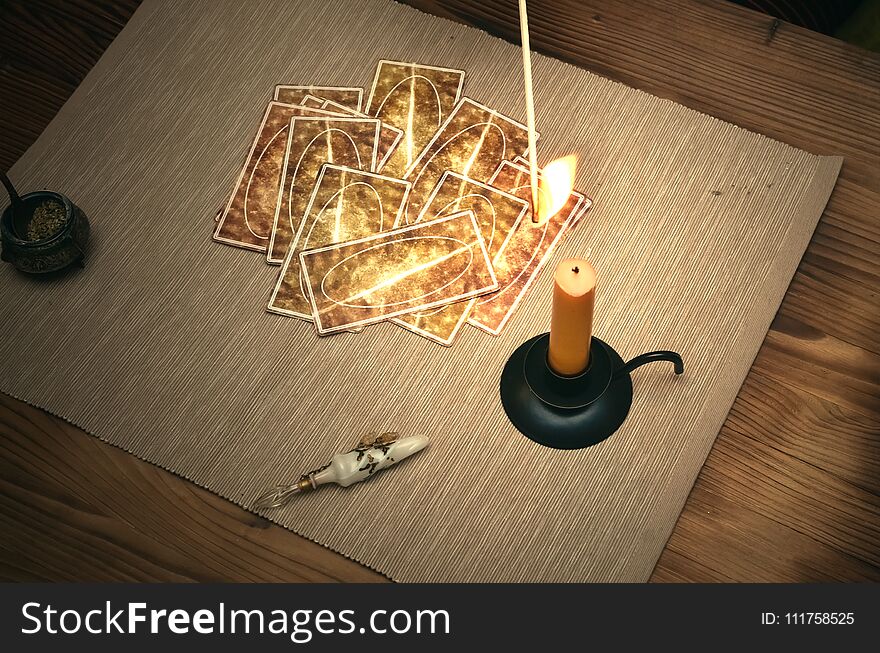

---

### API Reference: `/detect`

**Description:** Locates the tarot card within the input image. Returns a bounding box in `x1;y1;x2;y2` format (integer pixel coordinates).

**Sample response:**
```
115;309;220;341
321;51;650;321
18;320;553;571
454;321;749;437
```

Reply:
267;116;381;264
467;161;589;335
213;101;365;252
273;85;363;111
401;98;532;226
300;210;497;334
392;171;529;345
319;99;404;173
365;60;465;177
268;164;411;321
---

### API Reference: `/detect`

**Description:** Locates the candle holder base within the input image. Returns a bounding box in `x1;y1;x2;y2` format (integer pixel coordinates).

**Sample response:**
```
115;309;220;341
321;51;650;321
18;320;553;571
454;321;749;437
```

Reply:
500;333;683;450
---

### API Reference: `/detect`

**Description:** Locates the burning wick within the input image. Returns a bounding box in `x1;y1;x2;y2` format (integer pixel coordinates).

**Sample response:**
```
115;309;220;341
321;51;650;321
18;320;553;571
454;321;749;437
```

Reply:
535;155;578;225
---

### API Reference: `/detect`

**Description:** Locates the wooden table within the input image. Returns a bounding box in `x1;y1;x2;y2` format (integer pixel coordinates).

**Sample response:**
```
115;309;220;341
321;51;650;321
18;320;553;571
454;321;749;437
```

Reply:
1;0;877;582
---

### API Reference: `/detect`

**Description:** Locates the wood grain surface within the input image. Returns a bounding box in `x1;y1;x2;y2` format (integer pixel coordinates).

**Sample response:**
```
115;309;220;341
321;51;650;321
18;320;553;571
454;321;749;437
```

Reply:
0;0;877;582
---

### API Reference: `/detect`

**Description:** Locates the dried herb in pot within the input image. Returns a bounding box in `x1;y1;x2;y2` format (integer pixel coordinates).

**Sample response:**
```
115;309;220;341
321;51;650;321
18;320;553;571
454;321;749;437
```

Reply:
22;199;66;241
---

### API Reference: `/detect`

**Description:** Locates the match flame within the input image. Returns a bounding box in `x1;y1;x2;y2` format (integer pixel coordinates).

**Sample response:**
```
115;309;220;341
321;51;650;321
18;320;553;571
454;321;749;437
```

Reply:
537;155;577;224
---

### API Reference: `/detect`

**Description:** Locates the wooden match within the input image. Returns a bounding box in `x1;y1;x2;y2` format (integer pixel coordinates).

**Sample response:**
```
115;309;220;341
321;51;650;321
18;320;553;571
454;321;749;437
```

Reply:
518;0;541;223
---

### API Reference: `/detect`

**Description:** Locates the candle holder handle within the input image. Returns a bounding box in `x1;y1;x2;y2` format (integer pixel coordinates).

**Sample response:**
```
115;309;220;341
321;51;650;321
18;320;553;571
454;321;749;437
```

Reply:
614;350;684;380
500;334;683;450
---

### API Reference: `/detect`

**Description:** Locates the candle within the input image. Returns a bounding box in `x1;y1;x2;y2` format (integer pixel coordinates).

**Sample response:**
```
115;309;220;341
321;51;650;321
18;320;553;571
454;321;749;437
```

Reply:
548;258;596;376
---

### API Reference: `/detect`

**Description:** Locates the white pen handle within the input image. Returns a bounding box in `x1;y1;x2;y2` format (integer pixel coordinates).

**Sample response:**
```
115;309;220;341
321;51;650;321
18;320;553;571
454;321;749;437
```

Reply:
314;435;429;487
253;435;429;509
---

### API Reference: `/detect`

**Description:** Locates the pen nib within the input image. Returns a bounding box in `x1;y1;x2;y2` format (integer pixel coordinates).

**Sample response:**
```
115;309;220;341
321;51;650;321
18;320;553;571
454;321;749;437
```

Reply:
252;477;313;509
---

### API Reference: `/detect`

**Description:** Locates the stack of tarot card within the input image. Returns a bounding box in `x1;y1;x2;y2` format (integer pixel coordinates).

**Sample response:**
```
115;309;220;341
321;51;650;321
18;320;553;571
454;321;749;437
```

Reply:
213;60;591;346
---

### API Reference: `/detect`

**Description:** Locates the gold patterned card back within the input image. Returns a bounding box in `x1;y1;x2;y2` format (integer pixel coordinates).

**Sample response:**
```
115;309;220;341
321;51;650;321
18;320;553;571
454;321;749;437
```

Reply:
392;171;529;345
214;102;364;252
320;99;356;113
299;94;331;109
273;85;363;111
318;99;404;173
268;164;411;321
468;160;589;335
300;210;497;334
267;117;381;264
365;60;465;177
401;98;532;226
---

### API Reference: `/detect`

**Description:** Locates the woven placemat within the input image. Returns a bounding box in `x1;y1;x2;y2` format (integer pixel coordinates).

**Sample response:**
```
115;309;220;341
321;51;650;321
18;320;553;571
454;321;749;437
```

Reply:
0;0;841;581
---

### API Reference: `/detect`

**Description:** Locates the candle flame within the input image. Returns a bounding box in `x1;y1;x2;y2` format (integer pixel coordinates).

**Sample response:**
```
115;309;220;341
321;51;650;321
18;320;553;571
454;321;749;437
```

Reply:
537;155;577;224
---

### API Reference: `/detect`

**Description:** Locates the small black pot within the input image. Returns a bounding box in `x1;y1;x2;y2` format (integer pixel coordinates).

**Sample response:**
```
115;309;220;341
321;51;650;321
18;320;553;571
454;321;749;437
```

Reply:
1;191;89;274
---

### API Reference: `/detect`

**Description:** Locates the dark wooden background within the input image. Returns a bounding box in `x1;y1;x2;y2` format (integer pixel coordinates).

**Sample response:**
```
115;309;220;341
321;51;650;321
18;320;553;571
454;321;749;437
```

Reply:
1;0;878;582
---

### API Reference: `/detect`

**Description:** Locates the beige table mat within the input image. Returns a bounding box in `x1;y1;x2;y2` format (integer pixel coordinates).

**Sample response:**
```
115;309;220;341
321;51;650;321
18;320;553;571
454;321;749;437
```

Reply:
0;0;840;582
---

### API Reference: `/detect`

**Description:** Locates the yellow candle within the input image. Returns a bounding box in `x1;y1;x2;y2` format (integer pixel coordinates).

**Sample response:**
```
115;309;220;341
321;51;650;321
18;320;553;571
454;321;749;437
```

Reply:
548;258;596;376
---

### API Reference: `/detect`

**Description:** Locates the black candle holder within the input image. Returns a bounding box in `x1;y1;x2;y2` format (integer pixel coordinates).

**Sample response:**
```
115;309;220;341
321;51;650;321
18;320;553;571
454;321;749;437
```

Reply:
500;333;684;449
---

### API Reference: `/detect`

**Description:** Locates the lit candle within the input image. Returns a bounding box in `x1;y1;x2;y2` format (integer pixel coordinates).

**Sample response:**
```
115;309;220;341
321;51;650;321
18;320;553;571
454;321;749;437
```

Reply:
548;258;596;376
